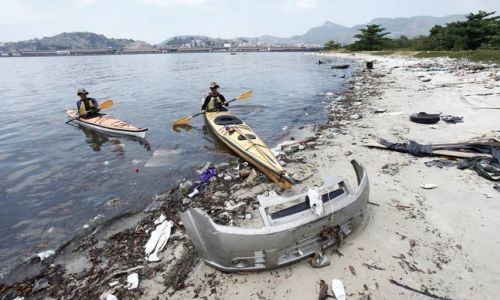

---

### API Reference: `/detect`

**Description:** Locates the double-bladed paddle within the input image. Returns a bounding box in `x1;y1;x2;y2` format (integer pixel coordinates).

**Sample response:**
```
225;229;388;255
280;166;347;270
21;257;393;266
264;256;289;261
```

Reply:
172;90;253;125
66;99;114;124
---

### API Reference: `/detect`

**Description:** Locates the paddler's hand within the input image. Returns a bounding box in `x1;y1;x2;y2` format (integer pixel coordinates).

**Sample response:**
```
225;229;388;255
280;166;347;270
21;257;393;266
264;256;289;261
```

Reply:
224;102;229;107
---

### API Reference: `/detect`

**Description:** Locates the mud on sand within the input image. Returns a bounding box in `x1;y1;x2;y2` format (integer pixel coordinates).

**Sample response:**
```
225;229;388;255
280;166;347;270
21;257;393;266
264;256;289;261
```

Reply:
1;53;499;299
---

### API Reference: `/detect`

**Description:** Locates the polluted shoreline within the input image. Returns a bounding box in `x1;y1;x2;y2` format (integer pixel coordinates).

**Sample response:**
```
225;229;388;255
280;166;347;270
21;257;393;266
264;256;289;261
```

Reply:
0;58;362;298
1;53;499;299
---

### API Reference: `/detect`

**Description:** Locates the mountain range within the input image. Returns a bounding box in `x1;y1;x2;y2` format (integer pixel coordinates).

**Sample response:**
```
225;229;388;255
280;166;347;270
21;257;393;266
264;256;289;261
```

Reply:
264;14;466;45
0;14;466;51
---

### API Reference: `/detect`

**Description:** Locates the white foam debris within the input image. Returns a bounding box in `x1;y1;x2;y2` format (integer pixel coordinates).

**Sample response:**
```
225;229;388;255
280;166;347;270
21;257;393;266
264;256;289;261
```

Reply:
188;188;199;198
331;279;346;300
37;249;55;261
126;273;139;290
99;291;118;300
420;184;438;189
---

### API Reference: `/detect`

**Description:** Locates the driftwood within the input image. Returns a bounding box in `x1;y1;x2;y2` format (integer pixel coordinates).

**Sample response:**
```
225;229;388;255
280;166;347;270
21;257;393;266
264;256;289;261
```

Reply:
389;279;453;300
279;136;319;149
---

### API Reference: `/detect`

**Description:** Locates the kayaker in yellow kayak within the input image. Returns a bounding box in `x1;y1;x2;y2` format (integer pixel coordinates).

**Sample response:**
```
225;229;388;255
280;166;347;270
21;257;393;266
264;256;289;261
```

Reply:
76;88;100;118
201;82;228;112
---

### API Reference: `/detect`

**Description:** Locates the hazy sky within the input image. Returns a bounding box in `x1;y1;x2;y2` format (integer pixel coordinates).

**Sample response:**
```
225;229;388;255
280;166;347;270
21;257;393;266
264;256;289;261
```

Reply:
1;0;499;44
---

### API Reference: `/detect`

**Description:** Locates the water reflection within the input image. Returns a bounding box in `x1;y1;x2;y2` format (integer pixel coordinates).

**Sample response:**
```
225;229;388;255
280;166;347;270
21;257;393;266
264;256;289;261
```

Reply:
79;125;151;153
172;124;193;133
81;126;109;151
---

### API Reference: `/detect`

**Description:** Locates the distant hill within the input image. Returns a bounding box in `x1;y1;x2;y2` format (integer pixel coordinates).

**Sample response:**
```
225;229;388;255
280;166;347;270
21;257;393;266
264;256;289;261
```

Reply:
261;15;465;45
266;14;467;45
1;32;153;51
1;14;469;51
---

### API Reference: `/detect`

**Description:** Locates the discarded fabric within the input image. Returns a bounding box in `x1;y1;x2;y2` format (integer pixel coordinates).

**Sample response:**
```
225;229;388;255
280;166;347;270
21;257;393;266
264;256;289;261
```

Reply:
380;139;433;157
145;216;174;262
191;167;218;194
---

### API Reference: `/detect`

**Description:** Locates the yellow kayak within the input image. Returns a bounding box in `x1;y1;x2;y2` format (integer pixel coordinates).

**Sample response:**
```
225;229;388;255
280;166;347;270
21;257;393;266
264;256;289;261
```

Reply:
205;110;294;189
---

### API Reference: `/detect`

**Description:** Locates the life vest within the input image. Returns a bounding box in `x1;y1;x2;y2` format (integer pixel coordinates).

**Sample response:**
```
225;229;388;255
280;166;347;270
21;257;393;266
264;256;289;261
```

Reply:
79;99;95;116
207;95;223;110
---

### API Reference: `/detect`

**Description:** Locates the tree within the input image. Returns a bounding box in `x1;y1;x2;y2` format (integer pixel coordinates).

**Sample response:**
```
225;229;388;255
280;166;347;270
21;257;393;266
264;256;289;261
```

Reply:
427;11;500;50
323;40;341;50
349;24;390;51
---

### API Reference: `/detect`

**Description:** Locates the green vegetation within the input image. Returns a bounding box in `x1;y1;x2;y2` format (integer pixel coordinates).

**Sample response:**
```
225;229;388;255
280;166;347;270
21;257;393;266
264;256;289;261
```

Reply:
349;24;390;51
414;50;500;64
323;40;341;50
324;11;500;63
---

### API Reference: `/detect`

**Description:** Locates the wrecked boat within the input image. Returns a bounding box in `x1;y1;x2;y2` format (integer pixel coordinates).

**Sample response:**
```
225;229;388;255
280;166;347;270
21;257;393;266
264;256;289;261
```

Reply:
180;160;369;272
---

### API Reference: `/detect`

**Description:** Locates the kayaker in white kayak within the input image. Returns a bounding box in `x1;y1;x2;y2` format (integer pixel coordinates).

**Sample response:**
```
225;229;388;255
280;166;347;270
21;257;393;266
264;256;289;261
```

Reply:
201;82;228;112
76;88;100;119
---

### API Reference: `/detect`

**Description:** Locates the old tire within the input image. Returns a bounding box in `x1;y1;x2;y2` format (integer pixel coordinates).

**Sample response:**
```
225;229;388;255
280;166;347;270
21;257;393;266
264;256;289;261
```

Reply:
410;112;440;124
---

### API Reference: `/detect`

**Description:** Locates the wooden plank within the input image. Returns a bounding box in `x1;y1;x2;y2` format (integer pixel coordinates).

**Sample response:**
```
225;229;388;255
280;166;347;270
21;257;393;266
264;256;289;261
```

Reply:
362;143;493;159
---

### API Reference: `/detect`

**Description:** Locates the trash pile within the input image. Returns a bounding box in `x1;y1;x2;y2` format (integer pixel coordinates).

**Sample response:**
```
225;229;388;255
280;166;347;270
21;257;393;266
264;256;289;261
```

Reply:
323;67;384;131
0;138;326;299
366;137;500;182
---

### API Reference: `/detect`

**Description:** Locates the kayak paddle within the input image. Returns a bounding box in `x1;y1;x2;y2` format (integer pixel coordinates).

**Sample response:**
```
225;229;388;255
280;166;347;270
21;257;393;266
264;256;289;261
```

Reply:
66;99;113;124
172;90;253;125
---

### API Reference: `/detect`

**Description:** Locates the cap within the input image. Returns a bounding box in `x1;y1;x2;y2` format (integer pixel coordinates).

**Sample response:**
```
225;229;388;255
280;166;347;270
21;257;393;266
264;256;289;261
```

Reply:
77;88;88;95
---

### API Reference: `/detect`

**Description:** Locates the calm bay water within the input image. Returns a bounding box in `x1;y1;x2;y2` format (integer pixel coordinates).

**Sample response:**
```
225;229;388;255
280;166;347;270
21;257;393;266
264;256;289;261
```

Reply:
0;52;353;275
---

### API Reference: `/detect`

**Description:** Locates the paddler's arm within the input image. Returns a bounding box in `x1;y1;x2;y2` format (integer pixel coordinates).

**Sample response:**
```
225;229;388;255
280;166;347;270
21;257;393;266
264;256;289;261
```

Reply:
201;95;210;111
90;98;101;114
220;94;228;107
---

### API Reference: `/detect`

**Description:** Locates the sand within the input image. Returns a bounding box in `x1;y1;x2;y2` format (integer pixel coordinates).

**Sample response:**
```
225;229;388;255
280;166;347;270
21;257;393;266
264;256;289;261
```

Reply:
2;53;499;300
172;54;500;299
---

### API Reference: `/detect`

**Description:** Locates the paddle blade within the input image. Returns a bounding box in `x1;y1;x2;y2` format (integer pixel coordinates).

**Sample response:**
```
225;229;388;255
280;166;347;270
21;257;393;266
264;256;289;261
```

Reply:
237;90;253;100
172;115;193;125
99;99;113;110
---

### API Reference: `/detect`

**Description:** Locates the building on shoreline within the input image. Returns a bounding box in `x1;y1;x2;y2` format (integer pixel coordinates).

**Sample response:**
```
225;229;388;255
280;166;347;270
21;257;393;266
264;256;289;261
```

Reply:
0;46;323;57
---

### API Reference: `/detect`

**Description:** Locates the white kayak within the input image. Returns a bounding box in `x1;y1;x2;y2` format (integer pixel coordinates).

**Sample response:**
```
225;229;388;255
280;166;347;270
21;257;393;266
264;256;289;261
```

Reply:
66;109;148;138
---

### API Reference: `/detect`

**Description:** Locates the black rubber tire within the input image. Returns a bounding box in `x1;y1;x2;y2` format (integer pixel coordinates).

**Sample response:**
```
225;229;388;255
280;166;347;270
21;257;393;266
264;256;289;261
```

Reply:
409;112;440;124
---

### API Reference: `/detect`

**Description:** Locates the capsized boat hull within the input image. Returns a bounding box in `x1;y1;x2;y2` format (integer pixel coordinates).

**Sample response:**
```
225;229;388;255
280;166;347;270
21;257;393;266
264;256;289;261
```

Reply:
66;109;148;138
204;110;293;189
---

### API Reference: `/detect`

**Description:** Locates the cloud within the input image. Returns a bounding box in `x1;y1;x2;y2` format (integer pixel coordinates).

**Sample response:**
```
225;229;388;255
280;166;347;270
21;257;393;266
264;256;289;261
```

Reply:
137;0;209;7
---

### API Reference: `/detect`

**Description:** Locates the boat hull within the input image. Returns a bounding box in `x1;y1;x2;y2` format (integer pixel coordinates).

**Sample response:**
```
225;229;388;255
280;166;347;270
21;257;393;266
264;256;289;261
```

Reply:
66;109;148;139
204;110;293;189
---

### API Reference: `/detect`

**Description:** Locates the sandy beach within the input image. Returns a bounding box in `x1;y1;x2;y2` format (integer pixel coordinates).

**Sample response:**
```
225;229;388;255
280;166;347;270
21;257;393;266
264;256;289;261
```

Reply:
1;53;499;300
